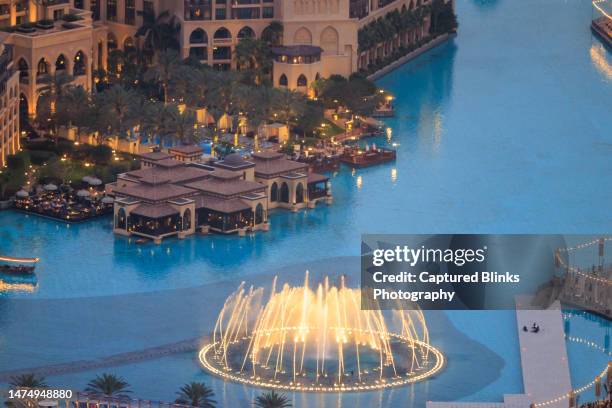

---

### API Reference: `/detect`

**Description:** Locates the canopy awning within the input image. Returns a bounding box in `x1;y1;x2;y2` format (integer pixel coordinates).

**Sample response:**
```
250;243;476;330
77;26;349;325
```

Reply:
0;255;40;263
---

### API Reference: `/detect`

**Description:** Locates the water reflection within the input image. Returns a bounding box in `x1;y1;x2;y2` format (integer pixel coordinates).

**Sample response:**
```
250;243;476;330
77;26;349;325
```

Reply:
472;0;502;11
589;43;612;80
0;274;37;294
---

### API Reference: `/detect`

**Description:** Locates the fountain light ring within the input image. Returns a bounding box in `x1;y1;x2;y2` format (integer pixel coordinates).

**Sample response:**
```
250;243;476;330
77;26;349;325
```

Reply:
199;334;444;393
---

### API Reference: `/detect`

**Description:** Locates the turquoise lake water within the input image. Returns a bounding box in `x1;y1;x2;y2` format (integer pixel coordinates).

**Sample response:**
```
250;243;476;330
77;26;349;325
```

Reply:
1;0;611;406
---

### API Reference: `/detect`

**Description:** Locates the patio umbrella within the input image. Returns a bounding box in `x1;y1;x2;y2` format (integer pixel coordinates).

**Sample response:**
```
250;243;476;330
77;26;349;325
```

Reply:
16;190;29;198
44;184;58;191
77;189;91;198
101;196;114;204
87;178;102;186
82;176;93;183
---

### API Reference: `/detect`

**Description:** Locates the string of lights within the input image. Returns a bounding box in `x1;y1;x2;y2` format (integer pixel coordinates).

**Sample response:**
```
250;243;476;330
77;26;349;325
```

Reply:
555;238;612;286
533;334;610;407
593;0;612;20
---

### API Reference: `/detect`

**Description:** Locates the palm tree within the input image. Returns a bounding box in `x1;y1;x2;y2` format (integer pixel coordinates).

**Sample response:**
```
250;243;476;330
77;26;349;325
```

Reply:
234;39;272;86
169;65;205;107
38;71;74;102
175;382;215;408
173;108;198;144
144;50;181;103
56;85;90;137
142;102;183;146
35;71;75;133
261;21;283;46
274;89;306;129
136;10;180;56
253;391;291;408
97;85;140;139
84;373;132;399
9;373;48;388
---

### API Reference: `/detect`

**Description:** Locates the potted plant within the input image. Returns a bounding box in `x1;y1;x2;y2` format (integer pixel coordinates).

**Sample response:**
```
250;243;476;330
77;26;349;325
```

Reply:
36;19;55;29
17;22;36;33
62;13;82;22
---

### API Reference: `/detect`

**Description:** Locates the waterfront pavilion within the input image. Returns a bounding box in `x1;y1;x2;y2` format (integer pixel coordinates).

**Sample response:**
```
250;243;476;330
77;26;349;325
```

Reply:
108;149;331;242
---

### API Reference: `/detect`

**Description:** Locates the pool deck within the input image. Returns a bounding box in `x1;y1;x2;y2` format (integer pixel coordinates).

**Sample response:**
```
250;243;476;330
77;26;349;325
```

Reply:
427;296;572;408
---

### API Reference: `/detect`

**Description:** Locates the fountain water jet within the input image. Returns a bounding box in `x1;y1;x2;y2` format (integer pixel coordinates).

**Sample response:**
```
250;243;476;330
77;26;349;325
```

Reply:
199;272;444;392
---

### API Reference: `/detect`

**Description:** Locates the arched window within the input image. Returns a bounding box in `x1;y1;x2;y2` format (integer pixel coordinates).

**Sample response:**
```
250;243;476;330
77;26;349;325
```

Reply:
270;182;278;202
255;203;264;224
123;36;135;50
183;209;191;230
237;26;255;40
214;27;231;40
278;74;289;86
297;74;307;87
189;28;207;44
107;33;118;50
280;182;289;203
293;27;312;45
73;51;86;76
18;58;29;80
296;183;304;203
116;208;127;229
55;54;67;72
37;58;48;76
409;0;414;10
19;93;28;116
320;26;339;55
279;74;288;87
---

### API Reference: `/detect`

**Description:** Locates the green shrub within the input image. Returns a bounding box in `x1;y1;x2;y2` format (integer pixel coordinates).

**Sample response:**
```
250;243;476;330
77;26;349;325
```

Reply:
62;13;82;22
6;152;30;171
29;150;57;166
89;145;113;164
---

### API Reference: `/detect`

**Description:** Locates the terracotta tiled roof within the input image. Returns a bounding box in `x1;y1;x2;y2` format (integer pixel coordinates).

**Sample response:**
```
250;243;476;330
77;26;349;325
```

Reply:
252;151;284;160
169;145;204;155
131;203;179;218
185;177;265;197
139;151;172;161
253;156;308;177
195;196;251;214
124;166;210;185
307;173;329;184
209;169;243;180
154;158;185;168
113;183;195;202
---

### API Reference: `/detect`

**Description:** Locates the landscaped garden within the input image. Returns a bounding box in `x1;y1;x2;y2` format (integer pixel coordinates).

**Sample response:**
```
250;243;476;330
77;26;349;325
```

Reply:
0;16;395;204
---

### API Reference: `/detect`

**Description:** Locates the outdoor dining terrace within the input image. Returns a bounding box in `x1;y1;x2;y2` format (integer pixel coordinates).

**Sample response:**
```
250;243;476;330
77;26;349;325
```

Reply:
13;177;114;222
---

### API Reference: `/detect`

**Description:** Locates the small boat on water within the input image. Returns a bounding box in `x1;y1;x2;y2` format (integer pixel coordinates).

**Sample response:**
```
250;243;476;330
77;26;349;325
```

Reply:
0;255;39;276
0;264;36;275
340;145;396;168
135;238;149;244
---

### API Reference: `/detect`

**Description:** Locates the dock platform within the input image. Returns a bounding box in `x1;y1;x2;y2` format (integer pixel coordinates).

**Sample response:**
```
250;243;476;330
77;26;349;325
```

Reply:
427;297;572;408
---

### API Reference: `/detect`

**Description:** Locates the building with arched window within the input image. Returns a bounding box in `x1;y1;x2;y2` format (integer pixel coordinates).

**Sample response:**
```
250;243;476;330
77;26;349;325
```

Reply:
0;0;439;97
0;44;20;167
0;0;442;137
108;147;331;241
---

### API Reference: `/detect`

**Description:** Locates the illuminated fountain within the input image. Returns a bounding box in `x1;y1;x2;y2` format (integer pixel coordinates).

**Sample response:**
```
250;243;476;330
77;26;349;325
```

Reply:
199;272;444;392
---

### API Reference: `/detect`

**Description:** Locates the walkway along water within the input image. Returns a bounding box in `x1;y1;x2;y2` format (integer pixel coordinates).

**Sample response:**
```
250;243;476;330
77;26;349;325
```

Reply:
0;337;203;382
